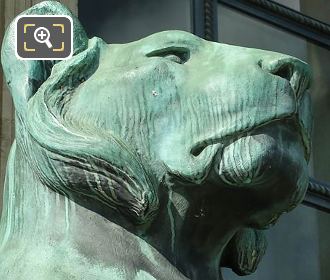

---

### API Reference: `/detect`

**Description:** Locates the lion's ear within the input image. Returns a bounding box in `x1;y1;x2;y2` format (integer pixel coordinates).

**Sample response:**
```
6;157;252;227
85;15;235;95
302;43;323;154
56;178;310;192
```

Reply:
0;1;88;115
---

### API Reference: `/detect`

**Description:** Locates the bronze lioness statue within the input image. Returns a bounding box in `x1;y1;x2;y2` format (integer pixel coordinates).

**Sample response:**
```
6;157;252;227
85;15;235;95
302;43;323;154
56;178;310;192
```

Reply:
0;1;312;279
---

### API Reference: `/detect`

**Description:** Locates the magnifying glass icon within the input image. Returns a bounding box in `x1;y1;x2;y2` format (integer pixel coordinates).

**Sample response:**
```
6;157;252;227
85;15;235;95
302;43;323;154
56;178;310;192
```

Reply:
34;27;53;49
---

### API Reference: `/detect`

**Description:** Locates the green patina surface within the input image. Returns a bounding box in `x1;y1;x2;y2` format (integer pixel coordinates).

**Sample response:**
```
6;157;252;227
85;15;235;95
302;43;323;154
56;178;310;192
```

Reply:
0;1;312;280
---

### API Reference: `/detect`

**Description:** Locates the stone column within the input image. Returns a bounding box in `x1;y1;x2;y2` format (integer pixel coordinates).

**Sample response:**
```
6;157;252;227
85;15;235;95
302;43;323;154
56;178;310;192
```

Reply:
0;0;78;212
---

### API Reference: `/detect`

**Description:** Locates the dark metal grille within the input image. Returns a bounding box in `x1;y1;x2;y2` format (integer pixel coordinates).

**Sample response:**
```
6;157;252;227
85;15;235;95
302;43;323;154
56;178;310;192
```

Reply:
191;0;218;41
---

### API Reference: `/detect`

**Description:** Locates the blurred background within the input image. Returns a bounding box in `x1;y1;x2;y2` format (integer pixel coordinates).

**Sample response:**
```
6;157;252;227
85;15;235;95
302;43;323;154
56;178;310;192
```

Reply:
0;0;329;279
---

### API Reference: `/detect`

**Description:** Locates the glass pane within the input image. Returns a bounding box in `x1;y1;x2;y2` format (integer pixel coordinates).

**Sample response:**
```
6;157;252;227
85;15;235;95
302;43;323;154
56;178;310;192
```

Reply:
222;205;321;280
301;1;330;24
275;0;330;25
273;0;301;11
217;4;308;59
218;4;330;280
307;41;330;280
78;0;191;43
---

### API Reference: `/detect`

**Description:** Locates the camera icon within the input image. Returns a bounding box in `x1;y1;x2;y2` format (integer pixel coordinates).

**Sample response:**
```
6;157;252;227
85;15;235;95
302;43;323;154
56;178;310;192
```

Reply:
15;15;73;60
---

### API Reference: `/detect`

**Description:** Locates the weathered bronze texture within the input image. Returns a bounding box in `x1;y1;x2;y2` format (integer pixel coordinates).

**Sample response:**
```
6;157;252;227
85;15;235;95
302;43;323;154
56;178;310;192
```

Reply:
0;1;313;279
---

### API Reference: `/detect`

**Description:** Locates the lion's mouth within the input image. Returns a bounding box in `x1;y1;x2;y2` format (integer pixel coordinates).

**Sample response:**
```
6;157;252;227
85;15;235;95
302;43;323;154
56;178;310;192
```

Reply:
189;98;311;221
190;90;311;162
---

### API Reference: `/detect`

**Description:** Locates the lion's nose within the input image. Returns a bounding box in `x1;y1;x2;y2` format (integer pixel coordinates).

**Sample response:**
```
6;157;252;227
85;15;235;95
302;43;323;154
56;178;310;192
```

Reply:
259;57;312;98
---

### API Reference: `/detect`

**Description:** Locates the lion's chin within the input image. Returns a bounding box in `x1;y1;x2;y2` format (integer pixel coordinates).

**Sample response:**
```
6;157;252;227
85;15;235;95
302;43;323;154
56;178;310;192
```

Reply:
216;120;309;219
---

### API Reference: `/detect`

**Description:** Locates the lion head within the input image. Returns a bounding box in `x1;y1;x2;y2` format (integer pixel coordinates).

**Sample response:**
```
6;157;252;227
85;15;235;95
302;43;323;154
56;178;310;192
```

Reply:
0;1;312;279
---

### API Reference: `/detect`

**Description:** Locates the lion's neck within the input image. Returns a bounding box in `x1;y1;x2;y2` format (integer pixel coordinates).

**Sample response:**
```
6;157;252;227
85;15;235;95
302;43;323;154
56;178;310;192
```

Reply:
146;184;236;280
0;142;187;280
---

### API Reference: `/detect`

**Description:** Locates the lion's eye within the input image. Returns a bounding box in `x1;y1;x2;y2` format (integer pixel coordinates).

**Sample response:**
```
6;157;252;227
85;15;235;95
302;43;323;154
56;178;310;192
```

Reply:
146;47;190;64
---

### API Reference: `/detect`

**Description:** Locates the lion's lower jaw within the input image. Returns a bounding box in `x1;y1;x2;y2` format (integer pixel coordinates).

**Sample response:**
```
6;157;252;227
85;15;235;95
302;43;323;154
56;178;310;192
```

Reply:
217;121;308;211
